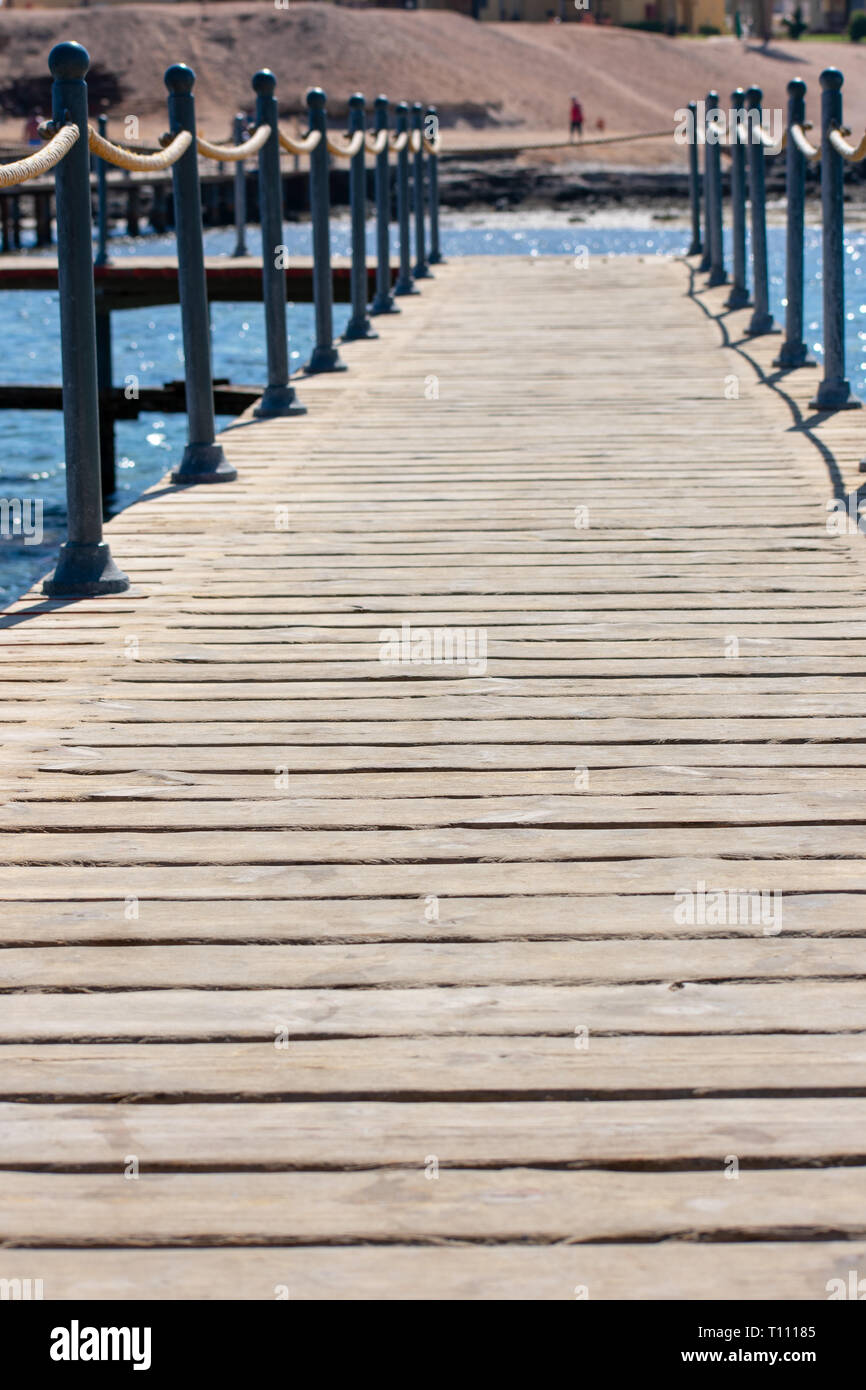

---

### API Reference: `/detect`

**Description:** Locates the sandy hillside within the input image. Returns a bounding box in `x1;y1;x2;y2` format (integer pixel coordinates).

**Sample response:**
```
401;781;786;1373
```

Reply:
1;5;866;164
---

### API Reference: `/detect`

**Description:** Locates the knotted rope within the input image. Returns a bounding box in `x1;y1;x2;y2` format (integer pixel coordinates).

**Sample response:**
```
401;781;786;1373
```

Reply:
277;127;322;155
0;122;78;185
89;125;192;170
829;125;866;163
196;125;271;162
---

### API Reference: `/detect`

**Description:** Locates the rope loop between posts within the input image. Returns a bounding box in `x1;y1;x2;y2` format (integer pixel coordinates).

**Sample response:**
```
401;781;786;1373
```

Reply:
365;129;389;155
423;134;441;155
277;127;323;155
790;122;821;162
1;121;79;185
325;130;365;159
196;124;271;162
391;129;410;153
829;124;866;163
409;130;422;153
89;125;193;171
757;127;787;157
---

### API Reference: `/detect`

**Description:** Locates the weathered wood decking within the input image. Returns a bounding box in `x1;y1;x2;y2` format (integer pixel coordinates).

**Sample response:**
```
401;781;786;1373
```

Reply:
1;254;866;1300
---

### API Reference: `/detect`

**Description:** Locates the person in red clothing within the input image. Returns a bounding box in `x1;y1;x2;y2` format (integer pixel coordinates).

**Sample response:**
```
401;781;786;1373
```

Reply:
570;95;583;141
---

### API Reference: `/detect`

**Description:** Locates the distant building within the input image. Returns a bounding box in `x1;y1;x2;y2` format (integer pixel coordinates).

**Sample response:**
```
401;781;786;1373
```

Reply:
409;0;727;35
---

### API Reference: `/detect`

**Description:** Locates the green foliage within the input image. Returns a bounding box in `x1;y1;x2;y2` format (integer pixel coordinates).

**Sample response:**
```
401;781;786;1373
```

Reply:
782;5;808;39
850;9;866;40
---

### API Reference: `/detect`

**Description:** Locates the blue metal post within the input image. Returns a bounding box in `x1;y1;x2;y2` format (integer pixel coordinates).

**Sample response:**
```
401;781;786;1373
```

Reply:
394;101;417;296
727;90;749;309
775;78;813;369
687;99;701;257
253;70;305;416
232;112;248;258
95;112;109;267
810;68;859;410
426;105;444;266
412;101;432;279
706;91;726;287
699;95;711;272
370;94;398;316
344;93;377;341
305;86;346;373
745;86;776;337
42;42;128;597
165;64;235;483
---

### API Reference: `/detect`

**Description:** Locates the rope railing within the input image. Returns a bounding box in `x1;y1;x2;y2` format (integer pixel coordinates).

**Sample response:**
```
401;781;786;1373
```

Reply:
325;129;365;159
195;123;270;162
790;122;820;162
688;67;861;409
366;129;389;156
5;41;445;600
277;127;322;155
828;124;866;163
89;124;192;171
0;121;78;185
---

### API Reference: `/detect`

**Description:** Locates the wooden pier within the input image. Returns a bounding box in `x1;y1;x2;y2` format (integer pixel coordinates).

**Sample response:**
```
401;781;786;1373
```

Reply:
1;254;865;1300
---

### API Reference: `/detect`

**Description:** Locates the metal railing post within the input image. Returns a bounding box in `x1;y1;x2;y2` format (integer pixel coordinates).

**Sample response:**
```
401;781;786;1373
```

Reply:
699;94;711;272
165;63;235;483
744;85;776;337
775;78;813;370
344;92;377;341
252;70;306;416
426;105;444;265
305;86;346;373
95;111;109;267
687;100;702;257
370;94;398;316
706;90;726;287
727;89;749;309
42;42;128;597
811;68;859;410
412;101;432;279
232;112;248;258
394;101;417;296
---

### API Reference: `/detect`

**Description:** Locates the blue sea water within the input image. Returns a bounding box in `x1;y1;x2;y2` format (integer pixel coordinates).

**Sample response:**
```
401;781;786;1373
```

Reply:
0;216;859;599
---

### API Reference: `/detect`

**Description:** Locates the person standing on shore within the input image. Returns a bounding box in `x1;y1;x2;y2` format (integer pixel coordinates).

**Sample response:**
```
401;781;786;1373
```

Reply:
569;95;583;142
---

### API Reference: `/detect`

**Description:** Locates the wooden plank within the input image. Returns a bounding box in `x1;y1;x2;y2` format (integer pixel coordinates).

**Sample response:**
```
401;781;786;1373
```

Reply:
2;1035;864;1097
0;1242;860;1300
1;982;865;1040
3;938;865;989
1;1098;864;1165
0;891;860;942
2;1167;864;1244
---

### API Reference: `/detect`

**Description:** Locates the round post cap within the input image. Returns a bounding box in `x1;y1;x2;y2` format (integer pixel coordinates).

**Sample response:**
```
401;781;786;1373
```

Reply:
745;85;762;109
165;64;195;94
306;86;327;107
787;77;807;98
252;70;276;96
820;67;843;91
49;42;90;79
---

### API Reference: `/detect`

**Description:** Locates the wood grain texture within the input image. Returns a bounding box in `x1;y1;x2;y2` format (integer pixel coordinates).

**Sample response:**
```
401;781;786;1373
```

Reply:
2;254;866;1299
